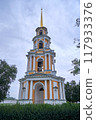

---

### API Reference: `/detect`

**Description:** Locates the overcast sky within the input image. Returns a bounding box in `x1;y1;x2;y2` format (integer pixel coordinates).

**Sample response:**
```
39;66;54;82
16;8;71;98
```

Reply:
0;0;80;99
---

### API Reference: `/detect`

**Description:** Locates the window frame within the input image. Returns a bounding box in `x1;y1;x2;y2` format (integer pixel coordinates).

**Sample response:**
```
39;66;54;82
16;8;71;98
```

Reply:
37;58;43;72
39;30;43;35
39;40;43;49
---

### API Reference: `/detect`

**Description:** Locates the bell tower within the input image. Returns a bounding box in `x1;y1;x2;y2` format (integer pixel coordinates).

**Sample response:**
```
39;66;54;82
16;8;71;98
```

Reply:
18;9;66;104
26;9;56;75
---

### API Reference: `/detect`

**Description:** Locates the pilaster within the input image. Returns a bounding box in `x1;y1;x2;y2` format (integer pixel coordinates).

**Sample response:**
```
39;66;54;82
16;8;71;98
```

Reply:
59;82;63;99
62;81;66;100
49;80;52;99
45;80;47;99
30;55;32;71
23;83;25;99
25;81;29;99
18;82;22;99
44;37;45;48
45;54;47;70
49;54;51;70
52;56;55;71
33;55;35;71
27;56;29;72
29;81;33;99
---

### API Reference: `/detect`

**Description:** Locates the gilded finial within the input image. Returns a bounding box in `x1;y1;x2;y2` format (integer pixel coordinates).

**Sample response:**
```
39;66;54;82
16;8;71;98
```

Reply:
40;8;43;27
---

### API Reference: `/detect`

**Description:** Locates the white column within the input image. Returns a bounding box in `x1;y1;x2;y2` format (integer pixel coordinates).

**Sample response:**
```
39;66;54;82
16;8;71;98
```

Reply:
33;55;35;71
62;81;64;99
53;56;55;71
44;37;45;48
33;42;35;49
49;80;52;99
45;80;47;99
62;81;66;100
30;55;32;71
18;82;22;99
59;82;63;99
23;83;25;99
25;81;29;99
29;81;33;99
49;54;51;70
45;54;47;70
27;56;29;72
36;40;37;49
48;41;50;48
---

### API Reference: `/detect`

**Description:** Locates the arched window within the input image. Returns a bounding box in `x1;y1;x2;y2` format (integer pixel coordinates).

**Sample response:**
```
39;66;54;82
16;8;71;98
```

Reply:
39;30;43;35
39;41;43;49
38;58;43;72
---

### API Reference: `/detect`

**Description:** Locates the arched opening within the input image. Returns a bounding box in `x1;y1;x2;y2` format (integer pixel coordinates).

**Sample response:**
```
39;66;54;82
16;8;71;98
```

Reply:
39;41;43;49
38;58;43;72
39;30;43;35
35;83;44;104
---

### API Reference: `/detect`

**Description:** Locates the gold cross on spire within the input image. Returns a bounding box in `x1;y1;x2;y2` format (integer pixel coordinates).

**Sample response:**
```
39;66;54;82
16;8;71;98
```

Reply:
40;8;43;27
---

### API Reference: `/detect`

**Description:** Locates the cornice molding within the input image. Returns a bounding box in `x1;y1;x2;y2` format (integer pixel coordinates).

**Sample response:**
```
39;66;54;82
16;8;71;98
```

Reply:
32;35;51;41
25;73;65;81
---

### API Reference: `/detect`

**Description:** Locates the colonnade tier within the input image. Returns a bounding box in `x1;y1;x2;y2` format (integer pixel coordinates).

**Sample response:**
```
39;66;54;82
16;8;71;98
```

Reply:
27;53;56;73
32;36;51;49
18;80;66;101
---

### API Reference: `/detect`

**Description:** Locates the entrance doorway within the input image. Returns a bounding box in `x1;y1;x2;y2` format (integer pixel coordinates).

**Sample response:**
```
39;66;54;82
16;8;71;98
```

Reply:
35;83;44;104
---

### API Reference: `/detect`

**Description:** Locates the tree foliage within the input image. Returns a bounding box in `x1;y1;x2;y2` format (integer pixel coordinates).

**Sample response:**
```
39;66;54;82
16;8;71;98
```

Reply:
75;18;80;27
71;58;80;76
71;18;80;76
65;80;80;103
74;18;80;48
0;59;17;102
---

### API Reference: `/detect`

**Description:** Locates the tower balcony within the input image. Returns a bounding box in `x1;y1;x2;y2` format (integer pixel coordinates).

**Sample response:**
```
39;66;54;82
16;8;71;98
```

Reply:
26;70;57;76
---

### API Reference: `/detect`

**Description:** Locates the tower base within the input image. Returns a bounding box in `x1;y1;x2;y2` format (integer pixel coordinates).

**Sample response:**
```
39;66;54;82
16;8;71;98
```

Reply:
17;99;66;105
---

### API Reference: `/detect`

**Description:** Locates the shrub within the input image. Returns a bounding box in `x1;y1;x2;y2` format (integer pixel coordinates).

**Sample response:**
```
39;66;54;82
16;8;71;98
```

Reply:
0;103;80;120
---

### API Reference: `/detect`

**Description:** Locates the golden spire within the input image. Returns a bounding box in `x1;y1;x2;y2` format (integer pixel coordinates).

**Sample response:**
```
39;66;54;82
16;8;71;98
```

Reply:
40;8;43;27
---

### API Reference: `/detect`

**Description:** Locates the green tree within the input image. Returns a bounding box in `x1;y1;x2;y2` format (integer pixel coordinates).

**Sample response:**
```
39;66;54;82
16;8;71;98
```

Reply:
71;58;80;76
71;18;80;76
0;59;17;102
65;80;80;103
65;82;72;102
